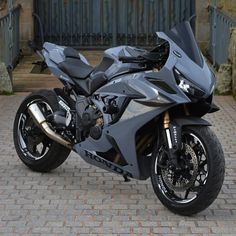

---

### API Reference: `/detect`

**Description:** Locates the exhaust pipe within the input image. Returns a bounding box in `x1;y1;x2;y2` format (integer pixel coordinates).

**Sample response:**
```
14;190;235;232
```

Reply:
28;103;72;149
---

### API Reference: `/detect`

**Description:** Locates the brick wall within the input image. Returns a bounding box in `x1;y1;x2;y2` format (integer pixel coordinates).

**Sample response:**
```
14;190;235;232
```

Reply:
0;0;7;17
218;0;236;18
196;0;210;51
15;0;34;54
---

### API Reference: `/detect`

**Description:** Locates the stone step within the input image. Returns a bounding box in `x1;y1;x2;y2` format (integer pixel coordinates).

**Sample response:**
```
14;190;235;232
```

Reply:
13;81;62;92
12;51;102;92
13;74;55;80
13;80;61;86
13;86;62;93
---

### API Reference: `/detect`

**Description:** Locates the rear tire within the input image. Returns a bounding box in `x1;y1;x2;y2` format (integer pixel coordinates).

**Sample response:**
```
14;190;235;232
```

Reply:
13;90;71;172
151;126;225;216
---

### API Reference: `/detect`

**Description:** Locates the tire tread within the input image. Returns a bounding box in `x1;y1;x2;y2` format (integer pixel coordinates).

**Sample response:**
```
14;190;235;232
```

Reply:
151;126;225;216
13;89;71;172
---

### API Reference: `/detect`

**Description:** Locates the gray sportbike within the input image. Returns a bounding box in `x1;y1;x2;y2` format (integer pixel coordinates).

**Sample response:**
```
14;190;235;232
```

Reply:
13;21;225;215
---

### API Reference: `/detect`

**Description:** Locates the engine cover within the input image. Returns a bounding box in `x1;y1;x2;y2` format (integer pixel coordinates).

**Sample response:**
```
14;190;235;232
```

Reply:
76;97;103;140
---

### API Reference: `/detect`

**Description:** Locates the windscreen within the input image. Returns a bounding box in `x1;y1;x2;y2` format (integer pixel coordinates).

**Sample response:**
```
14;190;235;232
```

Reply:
165;21;203;67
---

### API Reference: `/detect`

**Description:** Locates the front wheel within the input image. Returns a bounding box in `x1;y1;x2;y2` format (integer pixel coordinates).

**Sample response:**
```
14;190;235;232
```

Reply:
151;126;225;216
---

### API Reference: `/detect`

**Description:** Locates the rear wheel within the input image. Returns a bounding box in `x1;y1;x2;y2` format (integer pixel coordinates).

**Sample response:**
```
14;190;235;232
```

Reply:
151;126;225;215
13;90;71;172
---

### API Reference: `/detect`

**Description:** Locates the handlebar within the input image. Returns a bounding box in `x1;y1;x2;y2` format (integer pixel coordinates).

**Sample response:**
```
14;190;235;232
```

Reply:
119;42;169;65
118;56;146;64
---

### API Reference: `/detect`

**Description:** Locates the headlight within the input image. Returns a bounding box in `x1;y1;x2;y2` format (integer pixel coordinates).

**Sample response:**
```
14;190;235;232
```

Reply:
174;68;205;98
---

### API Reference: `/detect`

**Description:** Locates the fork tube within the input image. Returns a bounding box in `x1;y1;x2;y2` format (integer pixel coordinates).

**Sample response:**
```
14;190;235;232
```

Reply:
163;111;173;150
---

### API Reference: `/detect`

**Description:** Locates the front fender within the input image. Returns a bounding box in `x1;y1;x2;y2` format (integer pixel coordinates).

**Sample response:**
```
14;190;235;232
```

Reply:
165;116;211;155
173;117;211;127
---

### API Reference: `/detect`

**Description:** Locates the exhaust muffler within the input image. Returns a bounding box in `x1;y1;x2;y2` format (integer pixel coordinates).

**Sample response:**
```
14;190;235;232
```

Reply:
28;103;72;149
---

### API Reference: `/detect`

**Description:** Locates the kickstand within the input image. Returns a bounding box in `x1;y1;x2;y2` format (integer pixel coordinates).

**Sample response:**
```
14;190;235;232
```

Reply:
123;175;131;182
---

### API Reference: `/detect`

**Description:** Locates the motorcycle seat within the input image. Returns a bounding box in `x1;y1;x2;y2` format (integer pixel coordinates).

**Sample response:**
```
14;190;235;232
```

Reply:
63;47;81;59
58;47;94;79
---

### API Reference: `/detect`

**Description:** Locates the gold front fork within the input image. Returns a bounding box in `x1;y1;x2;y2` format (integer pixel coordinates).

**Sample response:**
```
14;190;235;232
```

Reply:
163;111;170;129
163;111;173;149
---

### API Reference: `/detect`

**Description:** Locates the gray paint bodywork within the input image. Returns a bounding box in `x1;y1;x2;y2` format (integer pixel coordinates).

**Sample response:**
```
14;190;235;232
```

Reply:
42;22;215;180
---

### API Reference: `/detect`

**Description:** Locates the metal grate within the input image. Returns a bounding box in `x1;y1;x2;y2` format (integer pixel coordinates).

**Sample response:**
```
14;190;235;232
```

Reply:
209;5;236;66
34;0;196;48
0;4;21;69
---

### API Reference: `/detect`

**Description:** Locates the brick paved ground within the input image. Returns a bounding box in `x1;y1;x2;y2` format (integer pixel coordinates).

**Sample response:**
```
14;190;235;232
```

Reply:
0;94;235;236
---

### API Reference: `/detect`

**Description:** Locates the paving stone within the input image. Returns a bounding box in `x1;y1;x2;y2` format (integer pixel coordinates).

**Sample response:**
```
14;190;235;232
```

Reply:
0;95;236;235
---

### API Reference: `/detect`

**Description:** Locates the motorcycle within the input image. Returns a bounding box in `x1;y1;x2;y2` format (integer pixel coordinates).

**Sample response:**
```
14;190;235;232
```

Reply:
13;21;225;216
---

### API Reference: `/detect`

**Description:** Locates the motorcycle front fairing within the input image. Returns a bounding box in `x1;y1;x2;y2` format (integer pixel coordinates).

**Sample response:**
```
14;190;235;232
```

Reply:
73;21;216;180
158;21;215;98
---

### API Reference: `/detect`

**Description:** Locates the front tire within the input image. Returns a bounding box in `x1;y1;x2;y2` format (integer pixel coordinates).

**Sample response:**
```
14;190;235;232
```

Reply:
13;90;71;172
151;126;225;216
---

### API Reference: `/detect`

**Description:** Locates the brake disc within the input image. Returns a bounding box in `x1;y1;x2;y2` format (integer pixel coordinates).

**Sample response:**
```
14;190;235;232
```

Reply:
161;143;198;192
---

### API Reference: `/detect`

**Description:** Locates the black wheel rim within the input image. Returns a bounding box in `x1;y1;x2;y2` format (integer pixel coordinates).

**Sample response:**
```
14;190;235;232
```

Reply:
155;131;208;204
17;99;53;160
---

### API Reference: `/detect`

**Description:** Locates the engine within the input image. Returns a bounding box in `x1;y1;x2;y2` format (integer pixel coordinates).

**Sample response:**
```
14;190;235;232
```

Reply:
47;93;122;144
76;97;103;141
